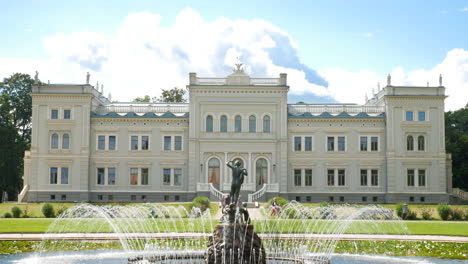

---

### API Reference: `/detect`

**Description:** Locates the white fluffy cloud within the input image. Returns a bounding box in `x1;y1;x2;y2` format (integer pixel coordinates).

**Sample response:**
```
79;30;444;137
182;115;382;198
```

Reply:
0;8;466;110
320;48;468;110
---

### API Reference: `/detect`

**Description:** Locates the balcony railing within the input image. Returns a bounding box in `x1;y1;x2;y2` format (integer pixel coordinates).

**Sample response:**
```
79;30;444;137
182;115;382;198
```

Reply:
94;104;189;114
288;104;385;114
194;77;281;86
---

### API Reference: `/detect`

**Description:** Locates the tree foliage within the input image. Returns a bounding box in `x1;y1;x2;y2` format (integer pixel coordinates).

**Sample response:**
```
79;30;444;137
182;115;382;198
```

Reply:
157;87;186;103
132;87;187;103
0;73;34;201
445;104;468;191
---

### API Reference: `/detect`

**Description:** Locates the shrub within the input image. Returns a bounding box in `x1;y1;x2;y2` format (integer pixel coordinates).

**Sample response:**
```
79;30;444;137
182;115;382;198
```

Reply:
191;196;210;212
3;212;12;218
41;203;55;218
465;209;468;221
405;209;417;220
451;208;464;221
437;204;452;220
56;206;67;217
395;203;405;218
420;208;432;220
11;206;22;218
319;202;329;207
267;197;289;207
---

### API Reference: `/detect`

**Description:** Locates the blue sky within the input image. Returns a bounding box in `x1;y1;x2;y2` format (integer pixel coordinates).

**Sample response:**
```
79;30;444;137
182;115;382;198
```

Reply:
1;0;468;109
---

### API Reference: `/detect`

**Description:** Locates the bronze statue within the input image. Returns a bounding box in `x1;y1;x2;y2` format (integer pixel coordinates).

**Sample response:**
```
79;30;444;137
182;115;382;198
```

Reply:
226;160;247;206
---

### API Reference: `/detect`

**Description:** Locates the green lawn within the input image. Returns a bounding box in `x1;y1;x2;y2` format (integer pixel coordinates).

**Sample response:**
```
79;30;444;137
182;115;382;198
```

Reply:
1;218;467;236
0;202;219;218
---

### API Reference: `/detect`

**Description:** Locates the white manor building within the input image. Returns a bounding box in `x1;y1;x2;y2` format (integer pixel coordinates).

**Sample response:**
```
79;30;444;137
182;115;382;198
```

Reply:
19;66;452;204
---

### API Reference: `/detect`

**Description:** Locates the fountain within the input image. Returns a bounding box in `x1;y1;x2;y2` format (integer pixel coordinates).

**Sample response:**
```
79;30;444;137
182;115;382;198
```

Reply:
4;164;465;264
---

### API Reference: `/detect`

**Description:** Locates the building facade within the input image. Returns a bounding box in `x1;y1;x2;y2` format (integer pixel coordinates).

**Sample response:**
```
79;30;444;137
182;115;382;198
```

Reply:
20;67;452;203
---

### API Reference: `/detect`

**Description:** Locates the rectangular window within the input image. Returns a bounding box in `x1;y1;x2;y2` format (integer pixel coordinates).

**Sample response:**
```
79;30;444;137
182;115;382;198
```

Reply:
164;195;170;201
362;196;367;202
294;169;302;186
63;109;71;119
371;169;378;186
339;196;344;202
418;169;426;186
305;137;312;151
164;136;171;150
329;196;334;202
108;195;113;201
131;136;139;150
163;168;171;185
175;136;182;150
142;195;147;200
98;195;103;201
372;196;378;202
131;195;136;201
327;137;335;151
97;168;105;185
407;169;415;186
61;194;67;201
130;168;138;185
420;197;425;202
50;194;56;200
360;169;368;186
98;136;106;150
306;196;311;202
337;137;345;151
371;137;378;151
305;169;312;186
406;111;413;121
175;195;180;201
141;168;149;185
141;136;149;150
409;196;414;202
61;167;68;184
50;167;58;184
295;196;301;202
51;109;58;119
418;111;426;121
338;169;345;186
360;137;368;151
294;137;301;151
109;136;116;150
327;169;334;186
174;168;182;186
108;168;116;185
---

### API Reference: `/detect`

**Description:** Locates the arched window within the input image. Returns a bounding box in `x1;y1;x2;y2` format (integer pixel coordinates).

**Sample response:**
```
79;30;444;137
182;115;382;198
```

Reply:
51;133;59;149
256;158;268;185
418;135;425;151
407;135;414;151
234;115;242;132
249;115;256;133
206;115;213;132
263;115;270;133
220;115;227;132
62;134;70;149
208;158;220;184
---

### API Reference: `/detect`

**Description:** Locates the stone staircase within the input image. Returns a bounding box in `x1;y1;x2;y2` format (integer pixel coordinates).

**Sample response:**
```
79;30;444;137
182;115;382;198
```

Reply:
450;188;468;204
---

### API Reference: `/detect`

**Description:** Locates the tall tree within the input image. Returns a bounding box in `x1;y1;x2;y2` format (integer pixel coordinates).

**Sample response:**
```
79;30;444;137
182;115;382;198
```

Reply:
445;104;468;191
0;73;34;201
157;87;187;103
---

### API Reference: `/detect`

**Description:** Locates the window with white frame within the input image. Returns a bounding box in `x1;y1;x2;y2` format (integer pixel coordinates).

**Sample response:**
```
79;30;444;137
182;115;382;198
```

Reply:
49;167;69;184
407;169;415;186
162;168;182;186
263;115;271;133
249;115;256;132
371;137;378;151
96;167;117;185
406;111;413;121
129;135;150;151
360;136;379;151
418;111;426;121
50;132;71;150
51;109;59;119
407;135;414;151
294;137;301;151
50;107;73;120
294;169;301;186
220;115;228;132
305;169;312;186
97;135;117;150
360;137;368;151
293;136;313;152
327;169;346;186
406;135;425;151
327;136;345;151
162;135;183;151
418;135;425;151
407;168;426;187
129;167;149;185
206;115;213;132
360;169;379;186
234;115;242;132
63;109;71;119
